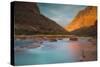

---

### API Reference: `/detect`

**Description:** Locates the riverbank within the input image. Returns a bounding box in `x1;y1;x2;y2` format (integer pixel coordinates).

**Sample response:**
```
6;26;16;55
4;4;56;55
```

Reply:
15;35;77;39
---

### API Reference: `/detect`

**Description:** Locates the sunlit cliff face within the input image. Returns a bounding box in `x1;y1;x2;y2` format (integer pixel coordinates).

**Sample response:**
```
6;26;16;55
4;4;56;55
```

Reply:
64;6;97;32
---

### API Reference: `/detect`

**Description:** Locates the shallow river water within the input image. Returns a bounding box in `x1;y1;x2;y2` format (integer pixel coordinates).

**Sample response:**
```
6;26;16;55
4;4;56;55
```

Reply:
14;38;93;65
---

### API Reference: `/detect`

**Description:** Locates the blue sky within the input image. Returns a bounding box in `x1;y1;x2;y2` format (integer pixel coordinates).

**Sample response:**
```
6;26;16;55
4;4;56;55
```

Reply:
37;3;87;27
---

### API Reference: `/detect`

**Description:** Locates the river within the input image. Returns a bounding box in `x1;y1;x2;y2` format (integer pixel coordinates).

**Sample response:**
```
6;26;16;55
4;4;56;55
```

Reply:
14;37;97;65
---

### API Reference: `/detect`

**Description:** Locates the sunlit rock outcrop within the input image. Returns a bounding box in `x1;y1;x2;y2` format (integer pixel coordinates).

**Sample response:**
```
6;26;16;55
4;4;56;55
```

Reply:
65;6;97;32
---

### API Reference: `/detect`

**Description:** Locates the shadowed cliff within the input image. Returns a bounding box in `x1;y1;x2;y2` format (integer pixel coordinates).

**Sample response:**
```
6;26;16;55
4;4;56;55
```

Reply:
13;1;68;35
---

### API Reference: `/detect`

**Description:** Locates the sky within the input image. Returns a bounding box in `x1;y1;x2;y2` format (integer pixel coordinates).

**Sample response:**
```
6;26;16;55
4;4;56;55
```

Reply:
37;3;87;27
